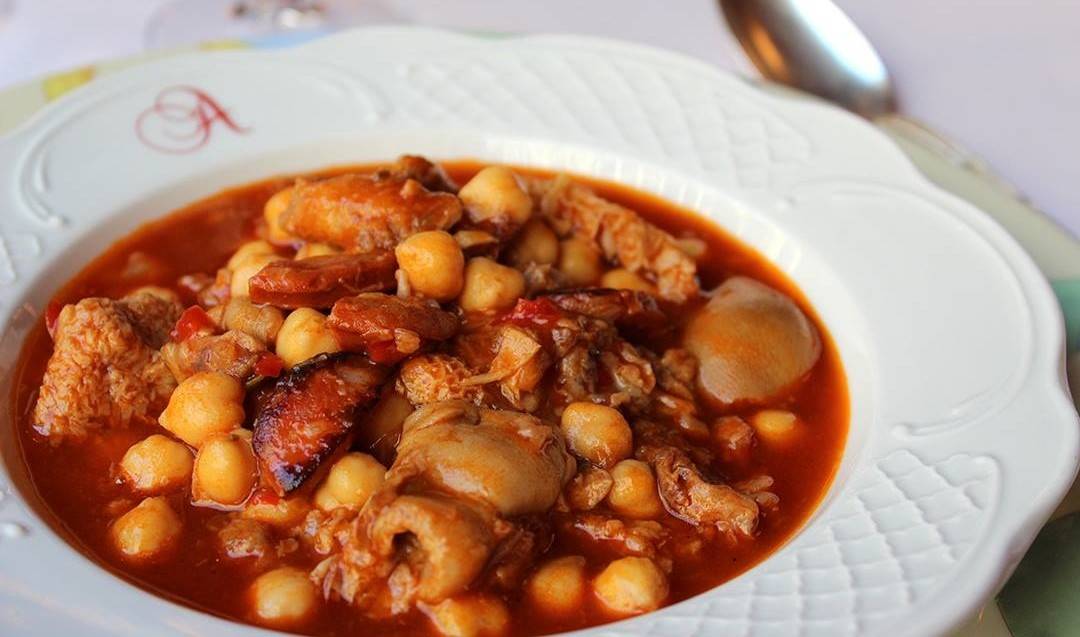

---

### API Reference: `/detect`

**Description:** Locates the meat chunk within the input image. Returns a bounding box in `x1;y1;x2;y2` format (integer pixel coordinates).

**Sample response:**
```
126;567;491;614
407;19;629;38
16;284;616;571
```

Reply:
160;329;265;381
683;276;821;406
528;176;699;302
397;354;483;406
599;340;657;411
217;516;273;560
372;493;496;604
280;173;462;252
120;289;185;343
638;445;760;538
711;416;755;464
543;288;668;335
565;465;614;511
33;290;183;441
328;293;460;364
378;155;458;193
314;401;574;613
497;297;658;411
249;252;397;309
302;506;358;556
482;517;552;591
178;269;230;308
395;402;575;516
520;263;567;295
461;325;550;411
252;353;388;494
569;513;669;560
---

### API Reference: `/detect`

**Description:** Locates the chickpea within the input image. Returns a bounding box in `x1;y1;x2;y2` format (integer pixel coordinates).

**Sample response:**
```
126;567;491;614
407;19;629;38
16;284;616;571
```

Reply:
459;257;526;312
458;166;533;226
120;434;193;493
159;371;245;447
314;452;386;511
394;231;465;302
110;496;182;561
600;268;657;294
526;555;587;615
192;431;258;506
358;390;414;462
295;242;340;259
751;409;799;444
230;253;279;298
250;566;318;628
593;556;669;615
607;460;664;519
424;595;510;637
558;237;603;286
243;494;311;527
276;308;340;367
507;219;559;267
227;240;276;270
560;402;632;468
263;187;295;244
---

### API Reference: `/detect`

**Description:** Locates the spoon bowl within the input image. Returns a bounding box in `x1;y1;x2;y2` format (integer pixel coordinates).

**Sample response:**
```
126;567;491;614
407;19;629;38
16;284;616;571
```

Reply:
720;0;896;118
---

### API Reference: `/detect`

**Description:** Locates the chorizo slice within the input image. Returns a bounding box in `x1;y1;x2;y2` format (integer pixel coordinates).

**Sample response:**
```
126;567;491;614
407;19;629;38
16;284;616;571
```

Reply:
327;293;460;364
542;288;668;334
280;173;462;252
252;353;388;494
249;252;397;309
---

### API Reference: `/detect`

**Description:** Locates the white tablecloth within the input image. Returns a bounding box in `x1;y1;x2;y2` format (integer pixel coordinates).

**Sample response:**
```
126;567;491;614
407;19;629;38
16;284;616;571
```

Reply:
2;0;1078;238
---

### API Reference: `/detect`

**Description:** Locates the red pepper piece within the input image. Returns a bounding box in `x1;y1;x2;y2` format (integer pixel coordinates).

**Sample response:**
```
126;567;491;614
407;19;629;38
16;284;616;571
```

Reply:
170;305;216;342
254;352;285;378
498;297;564;328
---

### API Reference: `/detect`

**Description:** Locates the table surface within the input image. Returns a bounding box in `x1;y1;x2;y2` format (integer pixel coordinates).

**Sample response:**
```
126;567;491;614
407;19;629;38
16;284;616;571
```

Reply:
2;0;1079;240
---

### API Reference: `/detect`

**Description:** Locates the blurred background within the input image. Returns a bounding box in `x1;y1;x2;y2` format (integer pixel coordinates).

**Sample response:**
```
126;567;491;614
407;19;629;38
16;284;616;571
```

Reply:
1;0;1078;237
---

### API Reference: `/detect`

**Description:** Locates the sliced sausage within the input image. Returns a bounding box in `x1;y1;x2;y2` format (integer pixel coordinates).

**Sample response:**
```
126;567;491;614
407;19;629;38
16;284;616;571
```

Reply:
248;252;397;309
252;353;388;494
327;293;460;364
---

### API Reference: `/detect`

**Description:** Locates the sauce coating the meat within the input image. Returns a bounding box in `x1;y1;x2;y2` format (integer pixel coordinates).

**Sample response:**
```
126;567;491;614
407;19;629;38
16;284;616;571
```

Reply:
11;160;847;636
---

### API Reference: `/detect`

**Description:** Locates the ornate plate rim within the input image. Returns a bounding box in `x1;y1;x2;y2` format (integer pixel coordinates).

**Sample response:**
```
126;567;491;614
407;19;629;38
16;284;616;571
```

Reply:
0;26;1076;637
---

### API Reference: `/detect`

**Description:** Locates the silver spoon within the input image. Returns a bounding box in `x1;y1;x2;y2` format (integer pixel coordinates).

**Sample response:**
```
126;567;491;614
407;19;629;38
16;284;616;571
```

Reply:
719;0;894;118
720;5;1080;633
719;0;1027;198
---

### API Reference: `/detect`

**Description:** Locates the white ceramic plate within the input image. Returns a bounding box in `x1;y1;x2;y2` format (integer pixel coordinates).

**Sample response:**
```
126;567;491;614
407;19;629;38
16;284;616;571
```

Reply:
0;27;1076;637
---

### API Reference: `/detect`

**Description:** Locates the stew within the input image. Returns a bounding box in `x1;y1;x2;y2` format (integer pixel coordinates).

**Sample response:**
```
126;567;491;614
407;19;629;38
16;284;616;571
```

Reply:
12;157;847;636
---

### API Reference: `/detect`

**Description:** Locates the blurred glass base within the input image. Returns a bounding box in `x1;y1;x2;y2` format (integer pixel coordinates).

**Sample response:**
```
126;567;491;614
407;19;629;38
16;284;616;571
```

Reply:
144;0;402;50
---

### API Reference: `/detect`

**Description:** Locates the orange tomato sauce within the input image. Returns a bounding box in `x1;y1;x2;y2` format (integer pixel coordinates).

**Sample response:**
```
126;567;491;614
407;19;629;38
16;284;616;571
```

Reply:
11;162;848;635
